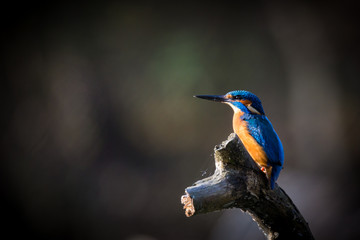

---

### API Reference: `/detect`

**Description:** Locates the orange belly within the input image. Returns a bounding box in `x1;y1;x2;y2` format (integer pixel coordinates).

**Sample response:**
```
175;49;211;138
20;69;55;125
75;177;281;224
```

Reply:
233;111;271;177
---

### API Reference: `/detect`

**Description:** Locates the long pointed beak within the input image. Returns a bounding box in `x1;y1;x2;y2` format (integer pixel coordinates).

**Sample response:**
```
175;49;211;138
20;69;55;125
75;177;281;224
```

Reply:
194;95;228;103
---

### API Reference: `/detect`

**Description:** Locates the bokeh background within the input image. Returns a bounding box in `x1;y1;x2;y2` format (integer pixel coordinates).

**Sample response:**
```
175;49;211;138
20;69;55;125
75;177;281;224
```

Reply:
1;2;360;240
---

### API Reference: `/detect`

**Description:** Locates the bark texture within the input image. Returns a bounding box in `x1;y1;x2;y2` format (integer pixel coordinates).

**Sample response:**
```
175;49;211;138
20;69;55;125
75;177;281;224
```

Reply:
181;133;314;240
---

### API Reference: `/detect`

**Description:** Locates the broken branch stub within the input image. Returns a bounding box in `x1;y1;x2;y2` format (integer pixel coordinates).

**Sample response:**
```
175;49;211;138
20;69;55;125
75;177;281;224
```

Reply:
181;133;314;240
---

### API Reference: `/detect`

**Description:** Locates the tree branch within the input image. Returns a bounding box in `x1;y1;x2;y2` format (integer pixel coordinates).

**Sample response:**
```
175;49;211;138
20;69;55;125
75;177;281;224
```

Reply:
181;133;314;240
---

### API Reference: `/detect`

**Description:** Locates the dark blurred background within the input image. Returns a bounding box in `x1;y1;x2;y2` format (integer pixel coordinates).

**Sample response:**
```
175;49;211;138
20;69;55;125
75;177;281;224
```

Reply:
1;2;360;240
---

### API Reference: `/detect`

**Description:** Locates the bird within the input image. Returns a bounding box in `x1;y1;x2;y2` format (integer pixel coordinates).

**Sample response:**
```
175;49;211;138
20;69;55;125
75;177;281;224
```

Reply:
195;90;284;189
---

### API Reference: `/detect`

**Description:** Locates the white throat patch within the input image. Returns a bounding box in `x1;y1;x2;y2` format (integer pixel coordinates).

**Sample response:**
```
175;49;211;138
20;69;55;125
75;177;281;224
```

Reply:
247;105;261;115
226;102;261;115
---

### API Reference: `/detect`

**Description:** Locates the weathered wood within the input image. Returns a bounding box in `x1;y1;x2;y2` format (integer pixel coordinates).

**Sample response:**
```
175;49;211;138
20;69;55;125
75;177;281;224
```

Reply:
181;133;314;240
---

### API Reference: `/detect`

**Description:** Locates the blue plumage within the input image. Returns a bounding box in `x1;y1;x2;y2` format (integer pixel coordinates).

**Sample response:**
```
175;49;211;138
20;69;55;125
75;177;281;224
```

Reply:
246;115;284;189
195;90;284;189
227;90;265;115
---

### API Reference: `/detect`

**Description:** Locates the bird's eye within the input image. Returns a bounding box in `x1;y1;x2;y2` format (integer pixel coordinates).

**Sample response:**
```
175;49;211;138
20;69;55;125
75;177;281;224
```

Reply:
234;96;242;100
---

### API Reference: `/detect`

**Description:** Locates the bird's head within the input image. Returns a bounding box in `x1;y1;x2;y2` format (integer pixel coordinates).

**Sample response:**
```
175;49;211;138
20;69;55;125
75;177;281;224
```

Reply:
195;90;265;115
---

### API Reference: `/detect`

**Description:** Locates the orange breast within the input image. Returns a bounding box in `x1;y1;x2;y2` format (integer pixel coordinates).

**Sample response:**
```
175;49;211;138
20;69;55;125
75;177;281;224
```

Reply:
233;111;268;167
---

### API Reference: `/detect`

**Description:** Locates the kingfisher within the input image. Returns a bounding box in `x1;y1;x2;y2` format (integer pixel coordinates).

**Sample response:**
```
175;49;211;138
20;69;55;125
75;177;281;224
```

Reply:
195;90;284;189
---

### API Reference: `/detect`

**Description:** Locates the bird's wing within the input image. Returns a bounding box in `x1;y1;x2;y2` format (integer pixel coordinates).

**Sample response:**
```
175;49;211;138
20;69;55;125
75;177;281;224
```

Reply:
246;116;284;167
